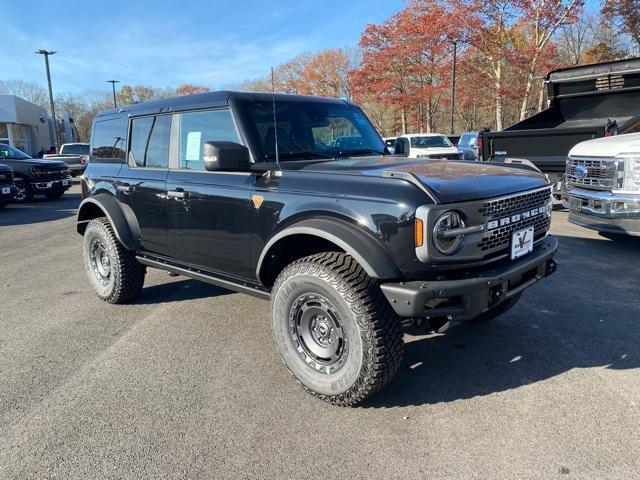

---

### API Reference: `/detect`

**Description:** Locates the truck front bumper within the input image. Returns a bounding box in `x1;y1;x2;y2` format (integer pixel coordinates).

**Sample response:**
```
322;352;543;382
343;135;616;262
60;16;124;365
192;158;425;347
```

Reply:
380;236;558;321
562;186;640;236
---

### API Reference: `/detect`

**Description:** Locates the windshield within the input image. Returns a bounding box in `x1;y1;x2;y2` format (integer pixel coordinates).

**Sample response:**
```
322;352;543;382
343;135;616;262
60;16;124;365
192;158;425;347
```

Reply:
459;133;477;147
246;101;386;161
410;135;452;149
0;144;31;160
62;144;90;155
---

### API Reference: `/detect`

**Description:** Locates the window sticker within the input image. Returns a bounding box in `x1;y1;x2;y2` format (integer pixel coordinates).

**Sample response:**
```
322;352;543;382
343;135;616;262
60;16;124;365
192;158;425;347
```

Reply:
186;131;202;161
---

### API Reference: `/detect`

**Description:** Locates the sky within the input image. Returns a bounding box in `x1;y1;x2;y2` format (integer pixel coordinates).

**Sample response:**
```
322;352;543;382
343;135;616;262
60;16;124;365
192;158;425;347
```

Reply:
0;0;405;96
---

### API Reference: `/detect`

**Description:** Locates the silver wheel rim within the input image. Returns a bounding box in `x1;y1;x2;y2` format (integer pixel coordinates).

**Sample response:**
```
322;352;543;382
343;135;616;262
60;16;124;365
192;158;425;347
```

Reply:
89;239;112;286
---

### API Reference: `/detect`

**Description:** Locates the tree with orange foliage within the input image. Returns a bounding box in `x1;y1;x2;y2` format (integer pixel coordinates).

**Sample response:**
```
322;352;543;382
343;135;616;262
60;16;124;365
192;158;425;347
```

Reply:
602;0;640;50
513;0;583;120
174;84;210;96
352;0;466;133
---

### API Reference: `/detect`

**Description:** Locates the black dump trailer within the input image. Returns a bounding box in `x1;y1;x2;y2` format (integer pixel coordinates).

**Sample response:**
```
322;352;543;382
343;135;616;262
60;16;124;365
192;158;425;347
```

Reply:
478;58;640;196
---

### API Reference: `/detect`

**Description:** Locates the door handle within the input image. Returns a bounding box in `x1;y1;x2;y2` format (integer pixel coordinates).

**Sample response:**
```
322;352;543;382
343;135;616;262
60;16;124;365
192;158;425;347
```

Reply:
167;189;187;199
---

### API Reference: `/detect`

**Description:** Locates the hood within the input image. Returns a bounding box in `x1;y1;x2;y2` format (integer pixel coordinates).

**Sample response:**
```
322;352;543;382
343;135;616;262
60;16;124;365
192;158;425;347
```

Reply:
570;132;640;158
410;146;459;156
299;156;548;203
1;158;68;169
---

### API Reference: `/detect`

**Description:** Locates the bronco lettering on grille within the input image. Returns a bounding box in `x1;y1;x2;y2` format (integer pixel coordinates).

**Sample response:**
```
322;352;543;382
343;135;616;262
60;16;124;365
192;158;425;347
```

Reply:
486;206;547;231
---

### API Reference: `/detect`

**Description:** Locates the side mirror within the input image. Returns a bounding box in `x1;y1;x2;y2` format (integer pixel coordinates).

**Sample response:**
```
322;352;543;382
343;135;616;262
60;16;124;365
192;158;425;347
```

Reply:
395;138;410;156
203;141;250;171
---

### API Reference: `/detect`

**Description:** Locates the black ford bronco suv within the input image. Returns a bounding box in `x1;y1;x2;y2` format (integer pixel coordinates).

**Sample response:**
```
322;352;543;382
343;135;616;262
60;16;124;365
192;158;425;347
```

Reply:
78;92;558;406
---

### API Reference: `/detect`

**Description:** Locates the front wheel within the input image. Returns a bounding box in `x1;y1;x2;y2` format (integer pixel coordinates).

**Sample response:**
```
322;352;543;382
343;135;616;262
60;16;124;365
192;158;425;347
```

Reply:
13;179;33;203
271;252;404;406
83;217;146;304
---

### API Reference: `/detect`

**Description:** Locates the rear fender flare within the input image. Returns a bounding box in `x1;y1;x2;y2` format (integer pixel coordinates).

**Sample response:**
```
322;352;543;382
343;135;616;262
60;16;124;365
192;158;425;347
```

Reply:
76;194;140;251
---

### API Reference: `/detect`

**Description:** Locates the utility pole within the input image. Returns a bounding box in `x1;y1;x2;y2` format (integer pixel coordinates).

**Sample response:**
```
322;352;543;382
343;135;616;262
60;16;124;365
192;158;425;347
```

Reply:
450;40;457;136
35;49;59;151
107;80;120;108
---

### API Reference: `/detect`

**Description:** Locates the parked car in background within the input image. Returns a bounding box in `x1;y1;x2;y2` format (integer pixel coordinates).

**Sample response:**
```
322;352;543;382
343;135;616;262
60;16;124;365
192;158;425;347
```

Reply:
0;144;72;203
77;91;557;406
478;58;640;198
394;133;463;159
447;134;461;146
0;163;17;208
43;142;90;176
563;132;640;236
458;131;479;160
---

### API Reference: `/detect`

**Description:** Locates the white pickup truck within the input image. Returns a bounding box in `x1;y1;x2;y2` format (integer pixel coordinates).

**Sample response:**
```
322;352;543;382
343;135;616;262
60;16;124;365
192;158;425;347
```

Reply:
563;132;640;236
393;133;462;160
43;143;90;176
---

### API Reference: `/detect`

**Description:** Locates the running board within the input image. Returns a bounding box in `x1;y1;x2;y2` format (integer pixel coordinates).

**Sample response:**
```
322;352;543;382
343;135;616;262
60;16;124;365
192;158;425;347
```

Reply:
136;255;271;300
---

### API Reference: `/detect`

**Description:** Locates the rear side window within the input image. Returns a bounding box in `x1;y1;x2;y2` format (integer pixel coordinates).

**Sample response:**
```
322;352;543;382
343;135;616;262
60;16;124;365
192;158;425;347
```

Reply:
91;117;127;162
176;109;239;170
128;115;172;168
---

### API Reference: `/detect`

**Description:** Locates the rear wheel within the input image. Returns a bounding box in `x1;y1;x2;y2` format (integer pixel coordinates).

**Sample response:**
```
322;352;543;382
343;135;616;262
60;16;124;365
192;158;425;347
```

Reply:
83;217;146;304
13;179;33;203
271;252;404;406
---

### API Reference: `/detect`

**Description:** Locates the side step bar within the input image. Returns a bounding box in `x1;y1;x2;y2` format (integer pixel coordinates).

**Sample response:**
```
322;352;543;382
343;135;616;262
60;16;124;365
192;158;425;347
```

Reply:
136;255;271;300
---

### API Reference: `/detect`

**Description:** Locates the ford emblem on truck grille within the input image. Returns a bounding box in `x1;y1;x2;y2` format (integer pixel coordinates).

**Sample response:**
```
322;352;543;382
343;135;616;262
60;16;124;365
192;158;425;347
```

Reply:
574;165;588;178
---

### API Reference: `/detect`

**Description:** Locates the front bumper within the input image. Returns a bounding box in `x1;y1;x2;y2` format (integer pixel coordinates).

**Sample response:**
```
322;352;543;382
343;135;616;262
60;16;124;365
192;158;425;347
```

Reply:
32;179;72;191
380;236;558;321
563;186;640;236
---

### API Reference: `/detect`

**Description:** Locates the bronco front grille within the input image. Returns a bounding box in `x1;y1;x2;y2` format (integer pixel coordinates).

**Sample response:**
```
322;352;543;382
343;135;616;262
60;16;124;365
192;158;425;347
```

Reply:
565;156;617;190
478;187;552;252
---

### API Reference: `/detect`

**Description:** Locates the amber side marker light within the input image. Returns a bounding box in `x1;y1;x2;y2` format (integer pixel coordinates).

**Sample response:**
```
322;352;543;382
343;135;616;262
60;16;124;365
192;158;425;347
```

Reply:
415;218;424;247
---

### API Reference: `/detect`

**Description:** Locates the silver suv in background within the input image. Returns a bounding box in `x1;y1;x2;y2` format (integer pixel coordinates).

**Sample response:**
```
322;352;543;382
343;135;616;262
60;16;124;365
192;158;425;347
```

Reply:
458;131;479;160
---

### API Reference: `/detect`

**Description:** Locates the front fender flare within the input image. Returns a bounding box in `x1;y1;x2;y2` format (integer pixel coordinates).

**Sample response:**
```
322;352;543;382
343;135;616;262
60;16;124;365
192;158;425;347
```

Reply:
76;194;140;251
257;218;401;282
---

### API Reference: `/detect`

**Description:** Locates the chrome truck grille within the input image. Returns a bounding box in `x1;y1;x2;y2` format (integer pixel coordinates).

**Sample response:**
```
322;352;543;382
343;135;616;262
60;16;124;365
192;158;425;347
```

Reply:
477;187;552;252
565;156;617;190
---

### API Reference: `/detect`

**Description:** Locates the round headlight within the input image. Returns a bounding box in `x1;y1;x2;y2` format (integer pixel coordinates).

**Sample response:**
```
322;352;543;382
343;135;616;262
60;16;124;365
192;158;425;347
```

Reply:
433;210;465;255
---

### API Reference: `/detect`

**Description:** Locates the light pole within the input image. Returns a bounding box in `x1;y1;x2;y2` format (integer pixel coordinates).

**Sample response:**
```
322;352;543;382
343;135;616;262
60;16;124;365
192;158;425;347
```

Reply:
450;39;457;136
35;49;59;151
106;80;120;108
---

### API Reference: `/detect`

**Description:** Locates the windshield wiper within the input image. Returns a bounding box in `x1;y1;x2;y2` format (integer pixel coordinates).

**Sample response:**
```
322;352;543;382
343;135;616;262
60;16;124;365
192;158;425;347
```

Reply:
335;149;386;157
266;151;334;160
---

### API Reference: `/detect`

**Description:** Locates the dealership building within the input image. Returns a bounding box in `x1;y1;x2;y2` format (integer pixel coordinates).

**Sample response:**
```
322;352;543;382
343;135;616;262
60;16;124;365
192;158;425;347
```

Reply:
0;95;56;156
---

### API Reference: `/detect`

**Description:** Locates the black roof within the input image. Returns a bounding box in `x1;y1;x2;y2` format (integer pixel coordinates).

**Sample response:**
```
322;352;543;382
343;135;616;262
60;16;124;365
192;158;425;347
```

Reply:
95;91;352;119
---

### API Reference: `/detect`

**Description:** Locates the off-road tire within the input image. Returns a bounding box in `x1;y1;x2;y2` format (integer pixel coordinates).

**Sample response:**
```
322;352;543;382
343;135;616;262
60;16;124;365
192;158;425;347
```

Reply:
45;190;65;200
473;292;522;322
13;179;33;203
271;252;404;406
83;217;146;304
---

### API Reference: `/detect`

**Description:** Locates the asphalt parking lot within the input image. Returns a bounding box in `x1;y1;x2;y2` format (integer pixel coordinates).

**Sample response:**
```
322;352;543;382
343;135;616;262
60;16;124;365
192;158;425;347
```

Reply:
0;183;639;479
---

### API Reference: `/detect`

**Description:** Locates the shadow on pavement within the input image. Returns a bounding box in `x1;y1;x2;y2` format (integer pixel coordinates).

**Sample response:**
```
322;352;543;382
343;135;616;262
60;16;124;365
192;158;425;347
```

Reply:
0;193;81;226
135;278;234;305
364;233;640;408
